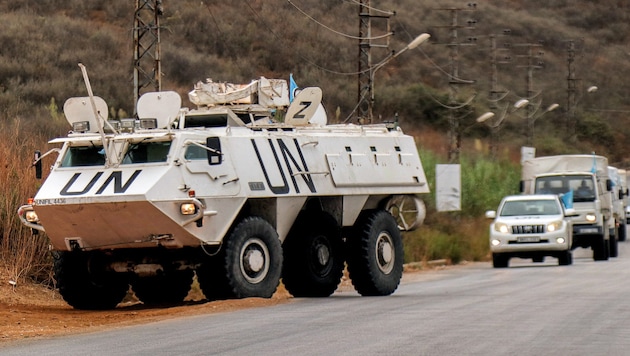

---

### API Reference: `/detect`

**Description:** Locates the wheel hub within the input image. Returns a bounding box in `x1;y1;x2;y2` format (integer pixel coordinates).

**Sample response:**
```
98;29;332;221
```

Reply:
240;238;270;284
315;243;330;266
376;232;394;274
244;249;264;273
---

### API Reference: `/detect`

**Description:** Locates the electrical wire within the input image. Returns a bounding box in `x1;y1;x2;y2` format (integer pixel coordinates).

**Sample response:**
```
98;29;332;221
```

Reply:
343;0;395;16
287;0;393;41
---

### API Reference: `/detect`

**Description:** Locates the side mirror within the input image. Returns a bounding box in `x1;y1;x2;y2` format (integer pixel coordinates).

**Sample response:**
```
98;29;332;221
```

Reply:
606;179;613;192
34;150;42;179
564;208;579;217
485;210;496;219
519;180;524;193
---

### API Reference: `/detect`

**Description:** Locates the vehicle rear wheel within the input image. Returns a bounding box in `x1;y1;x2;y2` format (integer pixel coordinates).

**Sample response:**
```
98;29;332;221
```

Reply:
131;269;194;305
492;253;509;268
558;250;573;266
282;211;344;297
199;217;282;299
54;251;129;310
346;210;404;296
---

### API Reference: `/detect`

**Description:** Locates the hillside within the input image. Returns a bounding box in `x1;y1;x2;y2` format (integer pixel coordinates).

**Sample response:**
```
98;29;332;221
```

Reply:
1;1;629;161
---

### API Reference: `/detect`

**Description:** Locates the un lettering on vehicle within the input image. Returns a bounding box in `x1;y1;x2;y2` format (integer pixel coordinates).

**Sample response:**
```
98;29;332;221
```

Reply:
250;138;316;195
59;170;142;196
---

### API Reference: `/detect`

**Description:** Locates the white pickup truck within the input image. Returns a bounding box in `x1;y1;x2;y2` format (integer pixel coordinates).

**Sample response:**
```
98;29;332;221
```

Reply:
486;194;578;268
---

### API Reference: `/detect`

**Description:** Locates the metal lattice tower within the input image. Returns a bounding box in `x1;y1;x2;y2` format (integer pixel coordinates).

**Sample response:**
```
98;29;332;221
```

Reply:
133;0;163;113
566;40;578;142
357;0;392;124
433;4;477;162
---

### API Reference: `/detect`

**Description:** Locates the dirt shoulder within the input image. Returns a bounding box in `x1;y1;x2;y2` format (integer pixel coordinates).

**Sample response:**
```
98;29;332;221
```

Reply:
0;263;461;343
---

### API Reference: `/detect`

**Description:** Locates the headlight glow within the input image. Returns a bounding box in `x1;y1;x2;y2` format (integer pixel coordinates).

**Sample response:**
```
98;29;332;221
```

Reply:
556;237;566;244
25;210;39;223
585;213;596;222
494;222;510;234
547;220;562;232
491;239;501;246
180;203;197;215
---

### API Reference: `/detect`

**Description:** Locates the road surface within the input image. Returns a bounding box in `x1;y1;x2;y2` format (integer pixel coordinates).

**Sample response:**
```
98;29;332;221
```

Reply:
3;244;630;355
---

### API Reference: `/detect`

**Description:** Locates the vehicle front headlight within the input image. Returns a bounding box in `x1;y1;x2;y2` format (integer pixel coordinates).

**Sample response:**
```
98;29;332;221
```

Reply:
25;210;39;223
547;220;563;232
585;213;596;222
494;222;510;234
180;203;197;215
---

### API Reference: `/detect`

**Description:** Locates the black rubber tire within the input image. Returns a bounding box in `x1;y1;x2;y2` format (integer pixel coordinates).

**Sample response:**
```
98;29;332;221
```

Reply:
199;217;282;299
593;236;609;261
558;250;573;266
609;234;619;258
131;269;194;305
346;210;404;296
196;256;234;301
492;253;509;268
282;211;344;297
54;251;129;310
619;222;627;242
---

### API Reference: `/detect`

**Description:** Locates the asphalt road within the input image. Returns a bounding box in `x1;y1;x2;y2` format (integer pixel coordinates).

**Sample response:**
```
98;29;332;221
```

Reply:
4;243;630;356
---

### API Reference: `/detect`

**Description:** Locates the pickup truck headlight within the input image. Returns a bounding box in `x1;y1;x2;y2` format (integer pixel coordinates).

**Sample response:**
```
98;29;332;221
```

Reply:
585;213;596;222
494;222;509;234
547;220;562;232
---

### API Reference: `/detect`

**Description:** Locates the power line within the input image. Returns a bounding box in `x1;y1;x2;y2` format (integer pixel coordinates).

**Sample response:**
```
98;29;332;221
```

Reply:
287;0;392;41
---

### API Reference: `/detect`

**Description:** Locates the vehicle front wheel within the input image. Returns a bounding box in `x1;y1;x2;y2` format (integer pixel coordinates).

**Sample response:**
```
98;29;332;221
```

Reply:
202;217;283;299
558;250;573;266
492;253;509;268
593;236;609;261
54;251;129;310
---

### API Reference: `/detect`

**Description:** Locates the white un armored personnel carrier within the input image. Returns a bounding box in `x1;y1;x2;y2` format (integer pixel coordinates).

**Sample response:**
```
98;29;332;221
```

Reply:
18;69;429;310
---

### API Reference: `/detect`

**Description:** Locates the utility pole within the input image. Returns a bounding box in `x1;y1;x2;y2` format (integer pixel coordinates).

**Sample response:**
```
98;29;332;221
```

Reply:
357;0;392;124
514;42;544;146
133;0;163;114
434;3;477;162
566;40;578;142
487;30;512;156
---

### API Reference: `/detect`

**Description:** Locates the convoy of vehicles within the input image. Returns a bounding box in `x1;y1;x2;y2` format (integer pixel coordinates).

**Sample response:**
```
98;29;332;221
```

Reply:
17;74;430;309
520;155;615;261
485;194;577;268
11;67;630;308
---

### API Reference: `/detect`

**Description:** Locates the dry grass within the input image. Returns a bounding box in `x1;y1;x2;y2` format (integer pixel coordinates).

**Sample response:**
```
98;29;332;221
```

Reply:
0;119;55;286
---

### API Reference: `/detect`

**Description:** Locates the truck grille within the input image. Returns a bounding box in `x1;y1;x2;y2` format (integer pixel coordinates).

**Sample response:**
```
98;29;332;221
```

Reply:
511;225;545;234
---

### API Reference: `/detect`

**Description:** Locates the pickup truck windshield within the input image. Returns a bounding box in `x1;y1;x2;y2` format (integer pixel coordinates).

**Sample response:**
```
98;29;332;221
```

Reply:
500;200;561;216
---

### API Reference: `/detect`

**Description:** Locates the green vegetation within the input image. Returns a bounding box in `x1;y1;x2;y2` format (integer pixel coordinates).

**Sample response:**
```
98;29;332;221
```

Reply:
403;151;521;265
1;1;629;283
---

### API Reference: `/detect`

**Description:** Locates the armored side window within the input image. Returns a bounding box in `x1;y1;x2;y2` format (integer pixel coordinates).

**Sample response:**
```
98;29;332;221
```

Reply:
123;141;172;164
61;146;106;167
184;145;207;160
